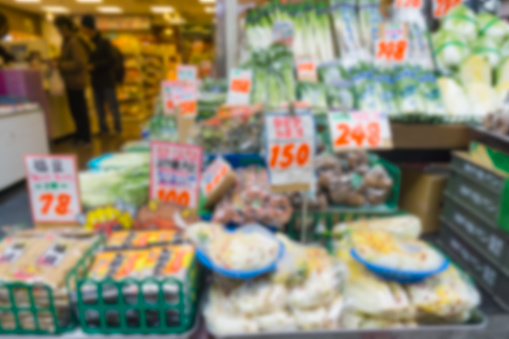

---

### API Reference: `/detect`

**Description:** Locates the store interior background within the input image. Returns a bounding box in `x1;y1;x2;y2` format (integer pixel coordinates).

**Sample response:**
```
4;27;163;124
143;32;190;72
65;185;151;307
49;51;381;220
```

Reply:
0;0;218;227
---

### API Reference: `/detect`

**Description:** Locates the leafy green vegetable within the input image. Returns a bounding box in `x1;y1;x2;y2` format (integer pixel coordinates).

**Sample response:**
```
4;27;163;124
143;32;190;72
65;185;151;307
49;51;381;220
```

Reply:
470;37;501;69
477;13;509;44
432;30;469;72
459;54;491;86
442;4;477;42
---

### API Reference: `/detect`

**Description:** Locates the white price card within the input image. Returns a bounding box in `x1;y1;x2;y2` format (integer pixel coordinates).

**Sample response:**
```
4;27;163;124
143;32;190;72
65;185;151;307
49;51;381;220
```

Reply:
265;113;316;192
226;68;252;106
161;80;197;116
24;155;81;224
150;141;203;208
296;59;317;83
172;83;198;117
376;23;408;64
328;111;393;152
177;65;198;84
272;21;294;48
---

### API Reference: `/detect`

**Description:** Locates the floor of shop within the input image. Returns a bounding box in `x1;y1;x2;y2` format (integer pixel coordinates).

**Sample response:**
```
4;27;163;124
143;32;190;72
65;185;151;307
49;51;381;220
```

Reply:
1;136;509;338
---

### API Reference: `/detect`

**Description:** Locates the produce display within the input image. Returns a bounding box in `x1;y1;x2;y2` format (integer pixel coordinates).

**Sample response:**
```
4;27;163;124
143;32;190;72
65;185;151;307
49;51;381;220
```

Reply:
289;152;394;210
212;166;293;228
0;229;99;332
135;201;201;230
483;110;509;137
433;5;509;117
204;235;344;335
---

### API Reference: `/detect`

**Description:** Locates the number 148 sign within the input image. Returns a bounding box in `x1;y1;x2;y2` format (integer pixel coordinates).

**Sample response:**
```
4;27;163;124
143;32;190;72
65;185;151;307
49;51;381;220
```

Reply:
265;113;315;192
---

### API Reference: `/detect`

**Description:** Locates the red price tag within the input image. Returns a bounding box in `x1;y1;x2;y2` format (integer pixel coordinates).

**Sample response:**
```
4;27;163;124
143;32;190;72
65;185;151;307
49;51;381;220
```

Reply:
296;59;317;82
150;141;203;208
433;0;461;17
395;0;422;9
328;111;392;151
376;40;408;62
24;155;81;224
178;100;197;115
265;113;315;191
230;79;250;94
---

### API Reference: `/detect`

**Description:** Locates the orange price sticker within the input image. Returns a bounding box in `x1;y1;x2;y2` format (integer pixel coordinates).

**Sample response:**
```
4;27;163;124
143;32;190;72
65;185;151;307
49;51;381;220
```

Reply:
296;59;317;82
178;100;197;115
204;164;229;195
433;0;461;17
230;79;250;94
157;188;191;207
25;155;81;224
376;39;408;62
328;111;392;151
265;113;315;191
395;0;422;9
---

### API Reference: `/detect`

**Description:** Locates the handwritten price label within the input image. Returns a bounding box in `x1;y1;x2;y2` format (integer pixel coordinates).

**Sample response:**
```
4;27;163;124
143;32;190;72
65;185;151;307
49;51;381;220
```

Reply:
150;141;203;208
24;155;81;224
395;0;422;9
201;157;231;195
272;20;294;48
376;40;408;62
161;80;197;116
296;59;317;82
328;111;393;151
265;113;315;192
433;0;461;17
227;68;252;105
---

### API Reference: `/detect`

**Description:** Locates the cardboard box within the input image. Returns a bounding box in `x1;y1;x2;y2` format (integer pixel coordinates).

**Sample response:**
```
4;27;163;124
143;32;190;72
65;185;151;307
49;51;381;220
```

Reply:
392;124;470;149
399;167;448;233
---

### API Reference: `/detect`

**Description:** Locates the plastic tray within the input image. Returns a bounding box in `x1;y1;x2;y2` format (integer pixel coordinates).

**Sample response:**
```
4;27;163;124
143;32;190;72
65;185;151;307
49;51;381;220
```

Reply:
68;243;201;335
209;309;486;339
439;221;509;312
445;164;509;232
442;194;509;276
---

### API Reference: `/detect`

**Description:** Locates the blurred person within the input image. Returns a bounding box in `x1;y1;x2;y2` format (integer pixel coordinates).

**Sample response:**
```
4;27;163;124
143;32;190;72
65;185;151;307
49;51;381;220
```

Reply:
0;12;14;65
54;15;91;146
81;14;122;135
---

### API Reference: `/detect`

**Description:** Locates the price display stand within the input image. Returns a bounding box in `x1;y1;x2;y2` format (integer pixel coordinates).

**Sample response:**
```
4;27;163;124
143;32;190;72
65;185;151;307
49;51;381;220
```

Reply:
24;154;81;227
265;110;316;241
150;141;203;209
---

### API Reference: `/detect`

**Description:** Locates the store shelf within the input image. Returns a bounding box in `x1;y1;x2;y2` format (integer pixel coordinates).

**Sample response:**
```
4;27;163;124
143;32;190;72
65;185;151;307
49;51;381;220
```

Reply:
469;126;509;154
391;123;470;149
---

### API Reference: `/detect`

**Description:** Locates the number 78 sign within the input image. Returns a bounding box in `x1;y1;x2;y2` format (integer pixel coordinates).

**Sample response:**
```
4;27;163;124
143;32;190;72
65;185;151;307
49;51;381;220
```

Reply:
265;113;316;192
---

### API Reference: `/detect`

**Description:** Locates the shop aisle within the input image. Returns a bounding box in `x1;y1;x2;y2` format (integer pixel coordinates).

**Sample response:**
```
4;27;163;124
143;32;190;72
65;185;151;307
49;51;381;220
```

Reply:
0;135;127;229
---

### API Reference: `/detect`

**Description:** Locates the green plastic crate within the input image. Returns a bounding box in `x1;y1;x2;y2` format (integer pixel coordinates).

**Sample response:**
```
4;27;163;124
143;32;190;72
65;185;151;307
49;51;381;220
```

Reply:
69;245;201;335
0;236;102;335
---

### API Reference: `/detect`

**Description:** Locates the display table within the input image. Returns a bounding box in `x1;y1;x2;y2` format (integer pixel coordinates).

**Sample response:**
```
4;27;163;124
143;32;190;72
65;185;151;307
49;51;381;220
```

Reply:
0;105;49;190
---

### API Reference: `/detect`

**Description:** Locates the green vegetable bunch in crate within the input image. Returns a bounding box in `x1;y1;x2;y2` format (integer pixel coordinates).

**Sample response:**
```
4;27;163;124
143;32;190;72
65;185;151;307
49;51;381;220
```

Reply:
69;236;201;335
0;230;101;335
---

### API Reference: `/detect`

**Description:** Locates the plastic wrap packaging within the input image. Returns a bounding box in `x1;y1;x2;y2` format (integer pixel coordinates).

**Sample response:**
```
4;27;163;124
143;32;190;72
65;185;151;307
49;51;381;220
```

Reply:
205;235;345;335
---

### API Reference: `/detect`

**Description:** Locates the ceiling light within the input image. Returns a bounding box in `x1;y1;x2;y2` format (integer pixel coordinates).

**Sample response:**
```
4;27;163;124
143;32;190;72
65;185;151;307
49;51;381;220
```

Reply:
205;6;216;13
97;6;123;13
15;0;40;3
43;6;69;13
199;0;215;3
151;6;174;13
77;0;102;3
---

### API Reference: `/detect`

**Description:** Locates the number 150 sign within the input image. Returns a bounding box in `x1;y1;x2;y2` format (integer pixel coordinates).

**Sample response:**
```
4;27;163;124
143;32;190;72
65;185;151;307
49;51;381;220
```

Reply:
265;113;315;192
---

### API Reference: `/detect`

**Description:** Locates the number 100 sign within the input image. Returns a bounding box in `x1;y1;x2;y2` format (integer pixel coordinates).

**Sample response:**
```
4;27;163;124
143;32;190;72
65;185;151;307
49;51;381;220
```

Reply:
24;155;81;224
265;113;316;192
328;111;393;152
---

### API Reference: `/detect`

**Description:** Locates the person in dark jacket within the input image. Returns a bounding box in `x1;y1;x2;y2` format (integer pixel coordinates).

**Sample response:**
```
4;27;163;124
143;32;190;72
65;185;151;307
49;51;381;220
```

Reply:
0;12;14;65
55;15;91;146
81;14;122;134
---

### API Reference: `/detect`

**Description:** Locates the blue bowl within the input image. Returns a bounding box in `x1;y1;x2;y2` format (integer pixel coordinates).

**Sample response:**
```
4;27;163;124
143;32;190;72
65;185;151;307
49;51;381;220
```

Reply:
195;228;285;280
87;153;114;171
350;248;449;283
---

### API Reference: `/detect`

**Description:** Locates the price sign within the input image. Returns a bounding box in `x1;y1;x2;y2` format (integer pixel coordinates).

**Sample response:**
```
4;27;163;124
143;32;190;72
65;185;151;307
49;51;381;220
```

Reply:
395;0;422;9
433;0;461;17
376;23;408;63
24;155;81;224
177;65;198;84
226;68;252;106
265;113;316;192
296;59;317;82
150;141;203;208
328;111;393;152
201;157;231;196
272;21;294;48
162;80;197;116
172;84;198;117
